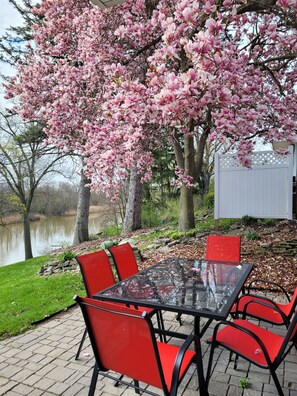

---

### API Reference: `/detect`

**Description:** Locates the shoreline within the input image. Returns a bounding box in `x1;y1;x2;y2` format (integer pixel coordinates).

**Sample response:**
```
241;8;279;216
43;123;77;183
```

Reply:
1;205;108;226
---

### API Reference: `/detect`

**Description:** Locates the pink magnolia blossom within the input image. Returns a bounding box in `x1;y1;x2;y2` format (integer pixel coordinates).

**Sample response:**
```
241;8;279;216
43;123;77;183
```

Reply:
4;0;297;196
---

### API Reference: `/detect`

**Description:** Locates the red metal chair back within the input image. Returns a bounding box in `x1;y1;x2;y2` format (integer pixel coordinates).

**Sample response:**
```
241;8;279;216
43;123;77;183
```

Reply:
109;242;139;280
277;308;297;363
287;287;297;315
206;235;241;262
76;296;167;390
75;250;115;297
287;289;297;341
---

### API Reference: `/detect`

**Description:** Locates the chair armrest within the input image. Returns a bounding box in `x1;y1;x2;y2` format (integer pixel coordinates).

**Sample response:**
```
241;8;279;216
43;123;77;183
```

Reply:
247;279;290;302
170;335;197;394
233;293;276;316
242;299;289;326
210;320;272;365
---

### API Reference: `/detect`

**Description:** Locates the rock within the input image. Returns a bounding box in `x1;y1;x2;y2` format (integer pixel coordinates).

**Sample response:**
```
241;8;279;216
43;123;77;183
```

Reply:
101;240;118;250
167;240;181;247
39;259;79;276
195;232;209;238
119;238;137;247
146;244;156;250
158;237;173;244
156;246;171;254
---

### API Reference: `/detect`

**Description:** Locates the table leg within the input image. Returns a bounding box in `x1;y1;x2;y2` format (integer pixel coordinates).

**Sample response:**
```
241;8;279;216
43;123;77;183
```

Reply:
195;316;213;338
194;335;209;396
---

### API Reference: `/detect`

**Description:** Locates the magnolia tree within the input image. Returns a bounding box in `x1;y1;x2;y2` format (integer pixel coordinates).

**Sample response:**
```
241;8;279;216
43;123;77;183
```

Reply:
6;0;297;232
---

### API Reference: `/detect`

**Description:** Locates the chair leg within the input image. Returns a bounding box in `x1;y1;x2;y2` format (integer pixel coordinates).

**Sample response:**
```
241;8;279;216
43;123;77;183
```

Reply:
228;351;239;369
157;311;167;343
114;374;140;393
114;374;124;387
176;313;182;326
206;342;216;388
75;327;88;360
133;380;140;394
270;369;285;396
88;365;99;396
234;354;239;370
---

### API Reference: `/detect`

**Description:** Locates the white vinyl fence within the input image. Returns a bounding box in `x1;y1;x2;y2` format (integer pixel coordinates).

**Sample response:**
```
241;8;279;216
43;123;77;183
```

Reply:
214;147;294;220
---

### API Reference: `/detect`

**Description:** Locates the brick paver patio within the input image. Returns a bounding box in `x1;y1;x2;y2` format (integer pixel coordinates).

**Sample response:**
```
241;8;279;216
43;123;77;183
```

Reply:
1;304;297;396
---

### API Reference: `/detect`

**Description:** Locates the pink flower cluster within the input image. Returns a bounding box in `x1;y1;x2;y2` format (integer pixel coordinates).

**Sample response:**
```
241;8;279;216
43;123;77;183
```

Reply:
4;0;297;195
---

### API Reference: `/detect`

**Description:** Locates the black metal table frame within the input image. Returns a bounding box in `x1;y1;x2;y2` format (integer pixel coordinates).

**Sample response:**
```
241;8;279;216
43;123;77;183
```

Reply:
93;257;253;338
93;257;253;396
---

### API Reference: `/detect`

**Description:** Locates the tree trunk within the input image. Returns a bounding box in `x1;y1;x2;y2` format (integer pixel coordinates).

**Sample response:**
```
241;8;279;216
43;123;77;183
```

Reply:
178;184;195;232
174;119;211;232
122;167;143;233
73;166;91;244
23;211;33;260
175;132;196;232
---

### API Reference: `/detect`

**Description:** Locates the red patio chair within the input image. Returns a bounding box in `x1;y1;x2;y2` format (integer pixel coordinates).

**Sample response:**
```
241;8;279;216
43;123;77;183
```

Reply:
206;236;297;330
206;308;297;396
177;235;241;326
75;295;208;396
109;242;139;280
75;249;161;359
75;250;117;360
231;279;297;327
205;235;241;262
109;242;167;341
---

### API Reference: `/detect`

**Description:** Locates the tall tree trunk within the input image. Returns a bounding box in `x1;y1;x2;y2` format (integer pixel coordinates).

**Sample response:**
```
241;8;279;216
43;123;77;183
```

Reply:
174;132;196;232
178;184;195;232
122;167;143;233
23;211;33;260
73;166;91;244
173;117;211;232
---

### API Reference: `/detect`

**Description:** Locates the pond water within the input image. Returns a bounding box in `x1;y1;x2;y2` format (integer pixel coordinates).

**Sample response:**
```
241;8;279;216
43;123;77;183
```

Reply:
0;213;106;266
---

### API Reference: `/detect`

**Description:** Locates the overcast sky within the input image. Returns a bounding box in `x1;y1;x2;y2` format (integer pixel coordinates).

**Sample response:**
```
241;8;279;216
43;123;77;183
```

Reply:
0;0;23;106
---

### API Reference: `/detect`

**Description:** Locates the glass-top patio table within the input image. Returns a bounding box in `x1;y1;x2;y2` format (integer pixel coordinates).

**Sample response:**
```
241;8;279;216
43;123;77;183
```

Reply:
93;257;253;337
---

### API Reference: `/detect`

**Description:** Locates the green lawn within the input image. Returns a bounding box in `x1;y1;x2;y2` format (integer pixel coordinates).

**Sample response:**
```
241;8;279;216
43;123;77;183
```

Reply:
0;256;85;339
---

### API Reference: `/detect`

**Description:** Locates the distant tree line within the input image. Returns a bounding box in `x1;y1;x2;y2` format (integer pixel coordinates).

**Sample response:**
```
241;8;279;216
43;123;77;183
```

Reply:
0;181;108;219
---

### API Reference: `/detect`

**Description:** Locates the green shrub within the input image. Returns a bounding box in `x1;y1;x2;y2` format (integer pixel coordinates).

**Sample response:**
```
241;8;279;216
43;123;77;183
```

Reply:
241;215;257;226
258;218;276;227
218;218;238;232
57;250;76;262
247;231;260;241
102;224;122;237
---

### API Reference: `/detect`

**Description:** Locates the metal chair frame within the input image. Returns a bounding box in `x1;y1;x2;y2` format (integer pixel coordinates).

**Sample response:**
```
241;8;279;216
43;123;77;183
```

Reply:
74;250;121;360
109;242;167;341
177;235;241;326
231;278;297;327
75;295;208;396
206;309;297;396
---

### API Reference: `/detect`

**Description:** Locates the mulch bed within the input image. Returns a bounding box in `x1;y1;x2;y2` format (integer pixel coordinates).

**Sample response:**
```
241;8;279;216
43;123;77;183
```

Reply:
52;219;297;293
139;221;297;293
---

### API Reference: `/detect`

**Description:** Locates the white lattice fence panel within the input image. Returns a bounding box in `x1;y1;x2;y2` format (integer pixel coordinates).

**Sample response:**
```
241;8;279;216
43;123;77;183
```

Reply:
215;150;293;220
219;151;288;170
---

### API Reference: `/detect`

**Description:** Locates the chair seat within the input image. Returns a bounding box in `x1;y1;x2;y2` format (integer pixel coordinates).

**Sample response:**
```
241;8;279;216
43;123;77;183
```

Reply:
209;319;283;367
158;342;196;391
231;295;291;324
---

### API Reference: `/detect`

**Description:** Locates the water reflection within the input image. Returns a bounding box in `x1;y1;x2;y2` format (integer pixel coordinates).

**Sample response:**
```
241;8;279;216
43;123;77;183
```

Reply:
0;213;106;266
